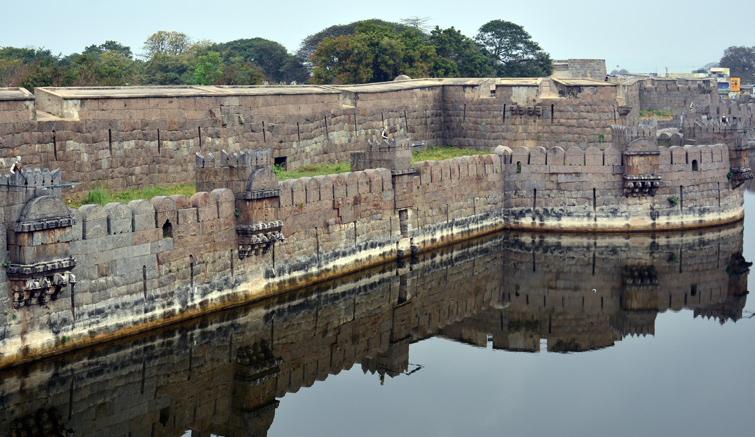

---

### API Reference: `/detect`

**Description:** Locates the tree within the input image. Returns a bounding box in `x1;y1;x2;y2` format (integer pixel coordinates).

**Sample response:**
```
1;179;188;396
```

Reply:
0;58;23;86
143;31;193;58
400;16;431;33
143;53;194;84
83;40;133;60
16;58;66;90
310;23;440;84
475;20;553;77
212;38;307;83
719;46;755;84
193;51;224;85
297;19;417;62
0;47;57;64
218;57;266;85
429;26;494;77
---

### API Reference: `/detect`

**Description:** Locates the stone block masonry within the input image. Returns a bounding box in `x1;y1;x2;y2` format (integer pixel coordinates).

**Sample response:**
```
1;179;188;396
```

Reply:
0;76;719;197
499;140;743;231
0;146;508;368
0;77;748;368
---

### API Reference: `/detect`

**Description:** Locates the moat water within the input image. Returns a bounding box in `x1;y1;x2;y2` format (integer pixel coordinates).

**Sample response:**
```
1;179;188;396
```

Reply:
3;167;755;436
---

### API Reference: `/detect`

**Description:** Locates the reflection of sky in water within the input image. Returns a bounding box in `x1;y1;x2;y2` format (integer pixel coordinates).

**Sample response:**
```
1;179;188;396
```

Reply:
270;191;755;437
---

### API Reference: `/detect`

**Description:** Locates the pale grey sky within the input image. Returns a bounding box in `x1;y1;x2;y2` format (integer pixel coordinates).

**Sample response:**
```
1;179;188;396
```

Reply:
1;0;751;74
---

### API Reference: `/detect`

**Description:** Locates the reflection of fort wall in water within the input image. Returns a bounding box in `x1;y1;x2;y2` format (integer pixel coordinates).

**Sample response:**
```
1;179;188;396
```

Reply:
0;225;749;436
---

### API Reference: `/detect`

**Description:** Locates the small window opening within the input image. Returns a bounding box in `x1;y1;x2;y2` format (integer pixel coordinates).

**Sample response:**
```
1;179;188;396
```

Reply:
162;220;173;239
274;156;287;171
691;160;698;171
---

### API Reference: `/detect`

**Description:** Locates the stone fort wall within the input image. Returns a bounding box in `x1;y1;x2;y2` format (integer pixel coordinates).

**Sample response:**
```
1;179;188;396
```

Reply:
0;77;720;196
0;77;748;369
0;149;506;368
500;141;743;231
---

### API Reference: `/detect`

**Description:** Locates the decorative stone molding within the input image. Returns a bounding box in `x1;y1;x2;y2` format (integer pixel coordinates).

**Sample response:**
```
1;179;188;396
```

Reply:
14;215;73;232
237;221;284;259
243;188;281;200
729;166;753;189
9;270;76;308
509;104;542;117
7;257;76;275
623;174;661;197
617;106;632;116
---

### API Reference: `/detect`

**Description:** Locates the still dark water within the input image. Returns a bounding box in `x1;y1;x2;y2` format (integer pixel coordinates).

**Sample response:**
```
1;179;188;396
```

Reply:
3;173;755;436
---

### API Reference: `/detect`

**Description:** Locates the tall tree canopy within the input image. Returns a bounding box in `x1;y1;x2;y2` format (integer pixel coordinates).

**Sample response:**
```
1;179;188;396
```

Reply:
429;26;493;78
0;18;555;89
211;38;307;83
142;31;193;58
310;23;438;84
719;46;755;84
475;20;553;77
298;19;418;62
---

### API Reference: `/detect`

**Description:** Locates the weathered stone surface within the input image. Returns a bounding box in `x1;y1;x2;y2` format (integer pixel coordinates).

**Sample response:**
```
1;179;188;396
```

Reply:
79;204;108;239
128;199;156;231
104;203;132;234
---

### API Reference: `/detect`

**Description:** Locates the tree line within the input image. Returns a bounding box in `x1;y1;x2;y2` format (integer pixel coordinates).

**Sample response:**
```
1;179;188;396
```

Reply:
0;19;554;89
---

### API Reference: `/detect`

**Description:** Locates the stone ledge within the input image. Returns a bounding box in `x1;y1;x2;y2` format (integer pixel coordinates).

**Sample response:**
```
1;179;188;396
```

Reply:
7;257;76;275
243;189;280;200
14;215;72;232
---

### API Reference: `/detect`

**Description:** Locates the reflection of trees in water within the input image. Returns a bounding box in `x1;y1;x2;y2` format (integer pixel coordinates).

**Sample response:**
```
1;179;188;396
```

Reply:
0;226;749;436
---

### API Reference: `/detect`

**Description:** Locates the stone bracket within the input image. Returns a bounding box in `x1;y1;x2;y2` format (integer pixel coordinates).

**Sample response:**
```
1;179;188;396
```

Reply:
237;221;284;259
729;166;753;189
235;341;283;385
623;174;661;197
9;269;76;308
509;104;542;117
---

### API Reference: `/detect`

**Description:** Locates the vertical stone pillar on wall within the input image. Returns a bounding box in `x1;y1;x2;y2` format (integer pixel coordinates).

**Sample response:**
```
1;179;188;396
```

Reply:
1;168;76;308
351;136;416;242
195;149;284;259
622;139;661;197
728;139;753;189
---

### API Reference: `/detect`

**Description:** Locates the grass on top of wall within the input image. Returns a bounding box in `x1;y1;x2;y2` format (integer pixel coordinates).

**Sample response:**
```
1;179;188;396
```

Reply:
274;162;351;181
412;146;489;164
639;109;673;120
67;184;196;208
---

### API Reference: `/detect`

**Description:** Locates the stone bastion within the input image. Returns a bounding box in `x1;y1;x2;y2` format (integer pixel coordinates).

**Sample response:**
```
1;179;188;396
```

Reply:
0;77;752;368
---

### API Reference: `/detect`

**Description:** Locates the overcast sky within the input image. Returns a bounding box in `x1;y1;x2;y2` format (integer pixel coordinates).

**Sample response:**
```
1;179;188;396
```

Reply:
1;0;751;74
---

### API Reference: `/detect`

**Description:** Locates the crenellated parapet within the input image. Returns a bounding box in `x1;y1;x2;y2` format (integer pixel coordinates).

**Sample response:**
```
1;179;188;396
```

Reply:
351;137;412;175
610;122;657;151
195;148;274;196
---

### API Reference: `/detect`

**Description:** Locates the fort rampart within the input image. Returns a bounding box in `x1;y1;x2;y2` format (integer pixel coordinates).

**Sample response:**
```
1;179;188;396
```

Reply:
0;76;721;196
0;77;751;369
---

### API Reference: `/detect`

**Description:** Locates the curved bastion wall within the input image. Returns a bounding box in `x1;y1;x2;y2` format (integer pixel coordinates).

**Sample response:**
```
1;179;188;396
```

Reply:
498;141;746;231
